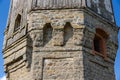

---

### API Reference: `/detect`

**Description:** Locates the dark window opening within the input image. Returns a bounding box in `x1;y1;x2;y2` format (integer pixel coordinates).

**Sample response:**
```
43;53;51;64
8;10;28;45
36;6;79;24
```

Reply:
43;23;53;45
64;22;73;44
93;28;108;59
14;14;21;32
94;35;102;53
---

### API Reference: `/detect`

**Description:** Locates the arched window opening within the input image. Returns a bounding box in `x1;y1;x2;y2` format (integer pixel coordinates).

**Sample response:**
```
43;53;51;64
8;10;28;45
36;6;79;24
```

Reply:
14;14;21;32
93;28;108;59
64;22;73;45
94;34;103;53
43;23;53;45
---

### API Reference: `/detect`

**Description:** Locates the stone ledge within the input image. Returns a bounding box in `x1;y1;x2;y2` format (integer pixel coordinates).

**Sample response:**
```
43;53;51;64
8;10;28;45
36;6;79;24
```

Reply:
3;37;27;53
33;46;83;52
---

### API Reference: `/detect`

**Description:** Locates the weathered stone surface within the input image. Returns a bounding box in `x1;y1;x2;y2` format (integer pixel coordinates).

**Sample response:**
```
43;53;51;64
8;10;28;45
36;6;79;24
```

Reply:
43;58;74;80
31;0;85;9
86;0;114;22
2;0;118;80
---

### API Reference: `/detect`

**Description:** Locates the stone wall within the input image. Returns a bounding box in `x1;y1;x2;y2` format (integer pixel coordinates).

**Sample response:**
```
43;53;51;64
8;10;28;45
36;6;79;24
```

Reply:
86;0;114;22
83;11;118;80
27;10;85;80
2;0;118;80
8;65;32;80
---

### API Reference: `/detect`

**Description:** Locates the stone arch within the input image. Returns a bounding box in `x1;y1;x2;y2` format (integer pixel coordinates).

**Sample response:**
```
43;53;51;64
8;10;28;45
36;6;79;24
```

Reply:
64;22;73;45
14;14;21;32
95;28;108;39
43;23;53;46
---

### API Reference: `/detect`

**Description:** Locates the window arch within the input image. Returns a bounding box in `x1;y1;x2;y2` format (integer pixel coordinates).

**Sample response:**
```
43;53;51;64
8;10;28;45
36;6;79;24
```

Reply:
14;14;21;32
64;22;73;45
93;28;108;59
43;23;53;46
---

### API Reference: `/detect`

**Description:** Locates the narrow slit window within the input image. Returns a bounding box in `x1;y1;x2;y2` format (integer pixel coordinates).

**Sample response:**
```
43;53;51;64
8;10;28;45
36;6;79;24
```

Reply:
43;23;53;45
14;14;21;32
94;35;102;53
64;22;73;44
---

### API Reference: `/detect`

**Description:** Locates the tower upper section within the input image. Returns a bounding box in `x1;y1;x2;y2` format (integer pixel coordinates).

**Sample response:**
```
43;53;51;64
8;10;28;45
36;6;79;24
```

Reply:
31;0;114;22
9;0;114;24
86;0;114;22
5;0;114;38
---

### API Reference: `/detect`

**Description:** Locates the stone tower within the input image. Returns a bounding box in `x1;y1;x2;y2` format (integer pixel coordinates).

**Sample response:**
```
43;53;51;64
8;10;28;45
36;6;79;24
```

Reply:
2;0;118;80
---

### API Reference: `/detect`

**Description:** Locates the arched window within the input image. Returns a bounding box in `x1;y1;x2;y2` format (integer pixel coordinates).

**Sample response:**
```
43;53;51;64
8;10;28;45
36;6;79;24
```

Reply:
93;28;108;59
43;23;53;45
64;22;73;45
14;14;21;32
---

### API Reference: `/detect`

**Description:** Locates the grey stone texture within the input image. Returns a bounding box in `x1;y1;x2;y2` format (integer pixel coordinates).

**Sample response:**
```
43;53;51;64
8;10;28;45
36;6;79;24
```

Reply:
2;0;118;80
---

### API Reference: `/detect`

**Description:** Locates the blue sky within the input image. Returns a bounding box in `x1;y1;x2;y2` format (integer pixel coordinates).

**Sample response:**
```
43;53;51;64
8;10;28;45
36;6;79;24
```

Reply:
0;0;10;79
0;0;120;80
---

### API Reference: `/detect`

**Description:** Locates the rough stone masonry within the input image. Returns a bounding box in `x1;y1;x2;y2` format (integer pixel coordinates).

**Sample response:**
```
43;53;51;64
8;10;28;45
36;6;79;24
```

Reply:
2;0;118;80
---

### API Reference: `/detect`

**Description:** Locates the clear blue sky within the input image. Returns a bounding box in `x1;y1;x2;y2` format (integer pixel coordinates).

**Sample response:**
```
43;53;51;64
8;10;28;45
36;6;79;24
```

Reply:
0;0;10;78
0;0;120;80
